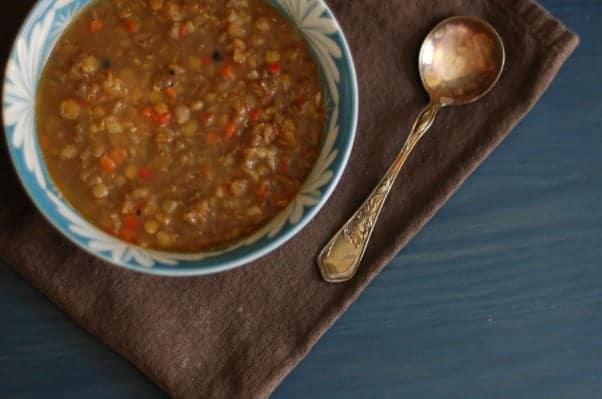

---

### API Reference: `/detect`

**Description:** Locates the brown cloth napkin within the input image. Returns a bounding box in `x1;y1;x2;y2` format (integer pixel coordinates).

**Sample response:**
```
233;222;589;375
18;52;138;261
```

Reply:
0;0;578;398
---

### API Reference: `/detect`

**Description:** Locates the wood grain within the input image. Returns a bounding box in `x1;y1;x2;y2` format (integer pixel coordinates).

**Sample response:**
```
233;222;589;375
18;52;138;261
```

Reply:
1;1;600;398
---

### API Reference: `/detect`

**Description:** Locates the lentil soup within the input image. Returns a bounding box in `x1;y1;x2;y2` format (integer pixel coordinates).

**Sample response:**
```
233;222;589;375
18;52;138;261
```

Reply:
36;0;325;252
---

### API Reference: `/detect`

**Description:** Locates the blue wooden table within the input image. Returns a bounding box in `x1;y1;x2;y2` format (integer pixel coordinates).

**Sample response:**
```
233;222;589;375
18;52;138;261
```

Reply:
1;1;600;398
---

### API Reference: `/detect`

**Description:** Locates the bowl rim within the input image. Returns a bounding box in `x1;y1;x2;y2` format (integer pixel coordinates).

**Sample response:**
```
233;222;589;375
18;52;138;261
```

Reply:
2;0;359;277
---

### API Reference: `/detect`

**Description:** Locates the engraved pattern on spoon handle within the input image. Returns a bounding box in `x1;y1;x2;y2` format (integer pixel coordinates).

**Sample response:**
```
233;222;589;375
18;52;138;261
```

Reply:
318;104;440;283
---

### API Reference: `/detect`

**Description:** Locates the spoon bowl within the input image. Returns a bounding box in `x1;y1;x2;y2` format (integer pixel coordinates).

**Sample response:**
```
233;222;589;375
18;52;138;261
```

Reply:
419;16;505;106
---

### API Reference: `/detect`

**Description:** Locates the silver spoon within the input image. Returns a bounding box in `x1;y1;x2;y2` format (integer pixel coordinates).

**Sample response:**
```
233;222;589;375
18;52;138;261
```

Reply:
318;16;505;283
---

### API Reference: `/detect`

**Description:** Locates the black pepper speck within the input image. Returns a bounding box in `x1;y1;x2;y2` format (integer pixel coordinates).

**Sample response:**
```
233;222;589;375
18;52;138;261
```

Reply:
212;50;223;62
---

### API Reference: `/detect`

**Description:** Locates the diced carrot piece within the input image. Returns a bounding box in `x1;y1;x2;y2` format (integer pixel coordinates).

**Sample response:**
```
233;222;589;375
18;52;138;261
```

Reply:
255;183;267;199
123;18;140;33
119;228;136;242
223;122;237;139
100;156;116;172
123;214;141;229
267;63;281;74
278;160;289;175
222;63;235;79
206;132;221;144
179;24;189;39
138;167;153;180
110;148;126;164
164;87;177;99
90;19;104;33
39;135;50;149
249;108;262;121
141;106;155;119
154;112;172;126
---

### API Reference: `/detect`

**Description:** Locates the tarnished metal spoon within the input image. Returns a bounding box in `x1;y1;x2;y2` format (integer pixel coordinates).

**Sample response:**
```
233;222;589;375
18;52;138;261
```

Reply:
318;16;505;283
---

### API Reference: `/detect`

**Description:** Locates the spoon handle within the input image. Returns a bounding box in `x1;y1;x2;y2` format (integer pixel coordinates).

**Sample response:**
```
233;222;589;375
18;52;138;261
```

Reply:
318;104;440;283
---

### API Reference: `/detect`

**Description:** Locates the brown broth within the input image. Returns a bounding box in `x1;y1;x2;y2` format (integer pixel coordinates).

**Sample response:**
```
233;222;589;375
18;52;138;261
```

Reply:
36;0;325;252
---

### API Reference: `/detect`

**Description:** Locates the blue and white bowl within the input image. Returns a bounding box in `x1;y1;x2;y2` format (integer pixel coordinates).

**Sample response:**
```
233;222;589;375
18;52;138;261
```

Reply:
3;0;358;276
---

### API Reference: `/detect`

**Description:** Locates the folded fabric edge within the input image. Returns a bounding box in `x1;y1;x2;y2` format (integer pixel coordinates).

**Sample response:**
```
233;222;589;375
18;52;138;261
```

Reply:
496;0;580;48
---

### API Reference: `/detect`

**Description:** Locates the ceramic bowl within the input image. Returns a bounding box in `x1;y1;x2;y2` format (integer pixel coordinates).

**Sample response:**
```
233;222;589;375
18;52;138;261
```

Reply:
3;0;358;276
